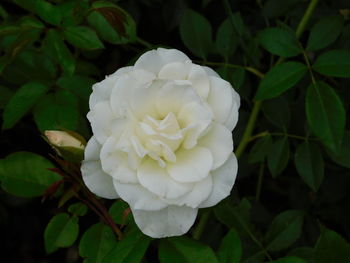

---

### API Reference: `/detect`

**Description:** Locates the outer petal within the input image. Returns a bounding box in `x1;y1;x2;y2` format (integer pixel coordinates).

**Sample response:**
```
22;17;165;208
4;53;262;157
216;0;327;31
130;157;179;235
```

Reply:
100;137;138;184
87;101;115;144
199;154;238;208
188;64;210;98
113;181;167;211
81;137;119;199
164;175;212;208
132;205;198;238
158;61;191;80
137;158;193;199
207;76;234;124
134;48;190;75
167;147;213;183
198;124;233;170
203;66;220;77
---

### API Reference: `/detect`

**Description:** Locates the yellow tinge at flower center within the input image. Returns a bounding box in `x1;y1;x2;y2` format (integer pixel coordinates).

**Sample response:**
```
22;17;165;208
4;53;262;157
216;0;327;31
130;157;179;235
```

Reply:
136;112;183;166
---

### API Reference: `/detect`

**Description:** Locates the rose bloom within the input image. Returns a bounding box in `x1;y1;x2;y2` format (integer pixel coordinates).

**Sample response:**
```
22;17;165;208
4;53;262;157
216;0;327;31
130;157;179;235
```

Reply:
81;48;240;238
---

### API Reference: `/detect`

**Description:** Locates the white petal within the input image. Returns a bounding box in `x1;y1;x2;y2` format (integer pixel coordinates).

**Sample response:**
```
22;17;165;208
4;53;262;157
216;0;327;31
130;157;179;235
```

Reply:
155;81;200;117
188;64;210;98
114;180;167;211
100;137;138;184
165;175;212;208
167;147;213;183
199;154;238;208
198;124;233;170
158;61;191;80
137;158;193;199
109;66;134;77
207;76;234;124
203;66;220;77
223;89;240;130
87;101;115;144
157;48;190;65
132;205;197;238
81;137;119;199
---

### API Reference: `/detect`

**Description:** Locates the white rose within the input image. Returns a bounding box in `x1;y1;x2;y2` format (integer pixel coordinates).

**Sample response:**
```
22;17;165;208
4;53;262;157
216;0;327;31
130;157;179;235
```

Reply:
81;48;240;238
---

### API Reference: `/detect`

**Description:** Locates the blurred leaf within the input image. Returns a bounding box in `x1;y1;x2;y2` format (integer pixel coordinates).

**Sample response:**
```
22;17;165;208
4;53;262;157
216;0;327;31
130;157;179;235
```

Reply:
68;203;88;217
59;0;89;27
63;26;104;50
217;229;242;263
249;135;273;163
2;50;56;85
88;2;137;44
295;142;324;192
258;27;301;57
109;200;131;225
216;17;238;60
0;25;20;37
265;210;304;251
33;90;79;131
2;82;49;129
0;85;14;109
159;236;219;263
12;0;36;12
262;0;301;18
103;225;151;263
314;226;350;263
267;137;290;177
0;152;61;197
216;67;245;91
288;247;315;262
44;213;79;254
267;256;307;263
35;0;61;26
306;81;345;152
307;15;344;51
43;29;75;75
79;223;117;263
326;131;350;168
262;96;290;129
312;49;350;78
179;9;213;60
255;61;307;100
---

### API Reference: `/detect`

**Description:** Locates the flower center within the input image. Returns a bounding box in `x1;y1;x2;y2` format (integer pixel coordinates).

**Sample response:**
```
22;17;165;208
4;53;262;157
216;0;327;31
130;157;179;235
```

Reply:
136;112;183;166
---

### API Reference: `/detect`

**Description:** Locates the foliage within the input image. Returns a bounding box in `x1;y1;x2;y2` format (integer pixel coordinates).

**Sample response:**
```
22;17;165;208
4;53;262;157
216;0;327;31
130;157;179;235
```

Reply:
0;0;350;262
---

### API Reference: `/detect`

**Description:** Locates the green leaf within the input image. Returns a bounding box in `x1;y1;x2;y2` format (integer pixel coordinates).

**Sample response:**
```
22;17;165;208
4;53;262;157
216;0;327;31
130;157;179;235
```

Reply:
288;247;315;262
217;229;242;263
43;29;75;75
68;203;88;217
216;17;238;60
262;0;301;18
88;3;136;44
63;26;104;50
2;82;49;129
159;236;219;263
267;137;290;177
258;27;301;57
109;200;131;225
312;49;350;78
248;135;273;163
307;15;344;51
179;9;213;59
306;81;345;151
103;225;151;263
295;142;324;192
265;210;304;251
314;226;350;263
44;213;79;254
59;0;88;27
0;152;61;197
326;131;350;168
79;223;117;263
35;0;61;26
268;256;307;263
0;85;14;109
255;61;307;100
33;90;79;131
262;96;290;129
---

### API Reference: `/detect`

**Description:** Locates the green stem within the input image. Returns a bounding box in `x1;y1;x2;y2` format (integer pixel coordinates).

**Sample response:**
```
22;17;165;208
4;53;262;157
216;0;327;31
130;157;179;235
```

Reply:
249;131;317;142
295;0;319;39
136;37;153;49
192;210;211;240
235;100;262;159
301;45;316;84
